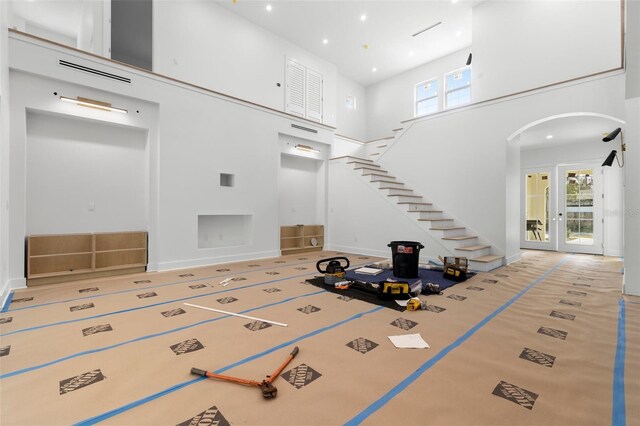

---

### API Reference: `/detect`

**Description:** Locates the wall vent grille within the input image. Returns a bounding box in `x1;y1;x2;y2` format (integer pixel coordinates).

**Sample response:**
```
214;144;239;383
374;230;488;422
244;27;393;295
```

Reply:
59;60;131;83
291;124;318;134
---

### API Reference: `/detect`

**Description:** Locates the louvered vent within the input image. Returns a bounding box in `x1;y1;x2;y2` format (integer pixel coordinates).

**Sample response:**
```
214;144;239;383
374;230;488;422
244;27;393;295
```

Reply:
305;69;323;122
286;60;305;117
59;60;131;83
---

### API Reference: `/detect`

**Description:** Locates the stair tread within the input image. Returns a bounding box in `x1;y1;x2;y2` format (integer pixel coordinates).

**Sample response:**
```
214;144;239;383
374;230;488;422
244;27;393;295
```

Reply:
371;179;403;184
388;194;421;198
418;218;453;221
471;255;504;263
442;235;478;241
380;187;412;191
397;202;432;205
363;172;395;177
456;245;491;251
333;155;373;163
355;166;387;172
409;210;443;213
430;226;465;230
347;161;380;167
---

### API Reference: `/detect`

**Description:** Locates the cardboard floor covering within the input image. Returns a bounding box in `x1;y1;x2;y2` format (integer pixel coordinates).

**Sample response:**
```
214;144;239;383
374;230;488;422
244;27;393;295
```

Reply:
0;250;637;425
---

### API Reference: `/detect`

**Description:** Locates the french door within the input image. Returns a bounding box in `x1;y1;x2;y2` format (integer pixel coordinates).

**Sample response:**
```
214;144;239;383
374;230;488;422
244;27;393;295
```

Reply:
557;165;603;254
521;168;557;250
521;164;603;255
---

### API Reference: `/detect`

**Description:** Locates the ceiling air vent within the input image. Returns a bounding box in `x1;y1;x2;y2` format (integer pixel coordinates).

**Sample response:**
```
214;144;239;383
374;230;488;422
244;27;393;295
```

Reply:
59;60;131;84
291;124;318;134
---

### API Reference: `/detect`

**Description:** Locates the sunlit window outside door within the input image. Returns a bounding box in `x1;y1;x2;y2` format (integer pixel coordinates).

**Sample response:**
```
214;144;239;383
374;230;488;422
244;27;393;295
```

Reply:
565;169;594;245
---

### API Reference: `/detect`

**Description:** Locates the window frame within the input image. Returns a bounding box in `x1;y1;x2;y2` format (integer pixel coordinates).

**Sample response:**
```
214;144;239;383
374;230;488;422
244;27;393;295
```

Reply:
414;77;439;117
444;66;472;109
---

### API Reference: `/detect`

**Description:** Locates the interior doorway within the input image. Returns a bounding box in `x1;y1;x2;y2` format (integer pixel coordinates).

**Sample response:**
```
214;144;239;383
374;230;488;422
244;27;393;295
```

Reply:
510;112;624;256
521;164;603;255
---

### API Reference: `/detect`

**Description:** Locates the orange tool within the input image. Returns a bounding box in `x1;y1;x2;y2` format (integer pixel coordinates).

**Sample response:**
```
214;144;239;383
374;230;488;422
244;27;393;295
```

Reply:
191;346;299;398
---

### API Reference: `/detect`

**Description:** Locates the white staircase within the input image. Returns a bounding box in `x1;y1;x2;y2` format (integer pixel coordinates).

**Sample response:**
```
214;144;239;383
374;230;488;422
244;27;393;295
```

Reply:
337;156;505;272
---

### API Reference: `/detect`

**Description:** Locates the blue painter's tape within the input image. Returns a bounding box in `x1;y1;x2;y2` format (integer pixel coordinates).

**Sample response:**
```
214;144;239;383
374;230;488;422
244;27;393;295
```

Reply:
612;298;626;426
74;377;207;426
1;291;14;313
343;256;570;426
7;259;316;313
0;290;325;380
72;305;384;425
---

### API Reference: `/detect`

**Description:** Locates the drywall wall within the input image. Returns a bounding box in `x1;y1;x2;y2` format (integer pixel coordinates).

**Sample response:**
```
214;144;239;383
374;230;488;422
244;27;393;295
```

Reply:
472;0;621;102
279;154;321;226
25;111;148;234
371;74;625;263
520;141;624;256
336;74;366;141
153;0;337;127
328;160;446;262
4;33;335;298
365;48;469;140
332;136;365;158
0;0;9;302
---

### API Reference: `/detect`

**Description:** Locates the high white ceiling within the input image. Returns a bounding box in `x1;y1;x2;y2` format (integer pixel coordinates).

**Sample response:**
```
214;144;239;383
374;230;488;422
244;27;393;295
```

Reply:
519;115;623;150
216;0;474;86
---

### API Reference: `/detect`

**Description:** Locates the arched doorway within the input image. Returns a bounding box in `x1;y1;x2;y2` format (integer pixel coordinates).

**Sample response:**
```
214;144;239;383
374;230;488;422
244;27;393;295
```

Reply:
507;113;625;255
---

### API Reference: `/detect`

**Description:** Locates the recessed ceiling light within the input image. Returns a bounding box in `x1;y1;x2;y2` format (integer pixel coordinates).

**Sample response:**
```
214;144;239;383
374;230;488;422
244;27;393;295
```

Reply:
409;51;414;57
266;4;272;12
360;14;367;21
456;31;461;37
372;67;377;72
452;0;459;3
323;38;328;45
546;135;554;139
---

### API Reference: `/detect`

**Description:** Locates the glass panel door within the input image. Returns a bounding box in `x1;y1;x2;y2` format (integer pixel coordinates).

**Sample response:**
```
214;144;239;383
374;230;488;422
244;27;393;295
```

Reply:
558;165;603;254
521;168;556;250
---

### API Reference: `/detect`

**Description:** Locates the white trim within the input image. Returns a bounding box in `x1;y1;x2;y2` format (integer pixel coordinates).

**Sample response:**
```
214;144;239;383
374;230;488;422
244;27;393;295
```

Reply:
507;112;625;142
444;65;472;110
414;77;438;117
155;250;280;272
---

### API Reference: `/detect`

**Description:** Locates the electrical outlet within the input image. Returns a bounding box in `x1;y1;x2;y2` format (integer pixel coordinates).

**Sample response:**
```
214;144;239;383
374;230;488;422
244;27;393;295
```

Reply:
88;202;96;212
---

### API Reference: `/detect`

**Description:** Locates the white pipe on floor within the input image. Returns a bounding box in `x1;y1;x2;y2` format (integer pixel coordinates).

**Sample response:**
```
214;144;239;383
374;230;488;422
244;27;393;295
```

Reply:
183;302;288;327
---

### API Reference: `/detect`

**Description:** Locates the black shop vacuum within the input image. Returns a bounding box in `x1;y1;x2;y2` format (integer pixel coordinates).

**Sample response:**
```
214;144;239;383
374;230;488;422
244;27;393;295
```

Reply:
316;257;350;285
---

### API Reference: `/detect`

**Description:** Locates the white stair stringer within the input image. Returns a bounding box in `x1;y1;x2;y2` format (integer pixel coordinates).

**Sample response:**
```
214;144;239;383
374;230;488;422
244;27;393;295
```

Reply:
335;156;505;272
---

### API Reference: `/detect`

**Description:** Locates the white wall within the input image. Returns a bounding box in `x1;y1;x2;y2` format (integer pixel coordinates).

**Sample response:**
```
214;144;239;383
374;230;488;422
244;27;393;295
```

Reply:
336;74;366;141
624;0;640;296
153;0;338;127
366;74;625;263
328;161;445;262
365;48;469;140
520;140;624;256
0;0;9;303
4;33;335;299
472;0;621;102
25;111;148;234
279;154;321;226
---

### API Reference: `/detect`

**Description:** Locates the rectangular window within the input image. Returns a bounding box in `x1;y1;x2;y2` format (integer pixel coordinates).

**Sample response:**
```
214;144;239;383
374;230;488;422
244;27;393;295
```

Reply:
445;67;471;109
415;79;438;117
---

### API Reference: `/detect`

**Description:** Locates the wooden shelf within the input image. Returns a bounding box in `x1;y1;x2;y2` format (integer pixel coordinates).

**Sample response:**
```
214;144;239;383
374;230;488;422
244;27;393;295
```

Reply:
26;231;147;286
280;225;324;255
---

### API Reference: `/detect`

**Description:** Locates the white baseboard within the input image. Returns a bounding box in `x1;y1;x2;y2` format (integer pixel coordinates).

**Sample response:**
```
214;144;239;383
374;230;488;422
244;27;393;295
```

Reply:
604;249;623;257
1;278;27;311
327;244;441;266
155;250;281;272
506;252;523;265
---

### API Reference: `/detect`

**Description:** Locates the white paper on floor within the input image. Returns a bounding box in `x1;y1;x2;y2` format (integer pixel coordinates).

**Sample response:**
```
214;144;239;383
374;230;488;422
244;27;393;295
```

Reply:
388;333;430;349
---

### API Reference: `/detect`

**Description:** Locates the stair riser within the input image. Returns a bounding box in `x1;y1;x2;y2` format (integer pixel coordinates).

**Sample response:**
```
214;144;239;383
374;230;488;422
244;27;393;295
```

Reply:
469;257;504;272
375;181;404;189
443;238;479;249
456;247;491;258
363;172;392;179
349;162;379;169
393;195;424;203
370;176;397;183
416;211;444;220
430;228;466;238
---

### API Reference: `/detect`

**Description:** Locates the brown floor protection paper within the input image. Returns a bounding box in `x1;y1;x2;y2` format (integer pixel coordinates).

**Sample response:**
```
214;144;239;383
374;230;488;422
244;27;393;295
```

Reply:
0;250;636;425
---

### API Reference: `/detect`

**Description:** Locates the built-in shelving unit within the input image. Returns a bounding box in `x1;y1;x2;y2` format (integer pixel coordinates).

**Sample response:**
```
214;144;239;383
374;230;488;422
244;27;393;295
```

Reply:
26;231;147;286
280;225;324;255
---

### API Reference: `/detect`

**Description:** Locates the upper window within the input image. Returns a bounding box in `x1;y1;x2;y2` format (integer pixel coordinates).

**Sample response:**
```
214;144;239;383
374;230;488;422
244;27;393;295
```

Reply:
415;79;438;117
445;67;471;109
